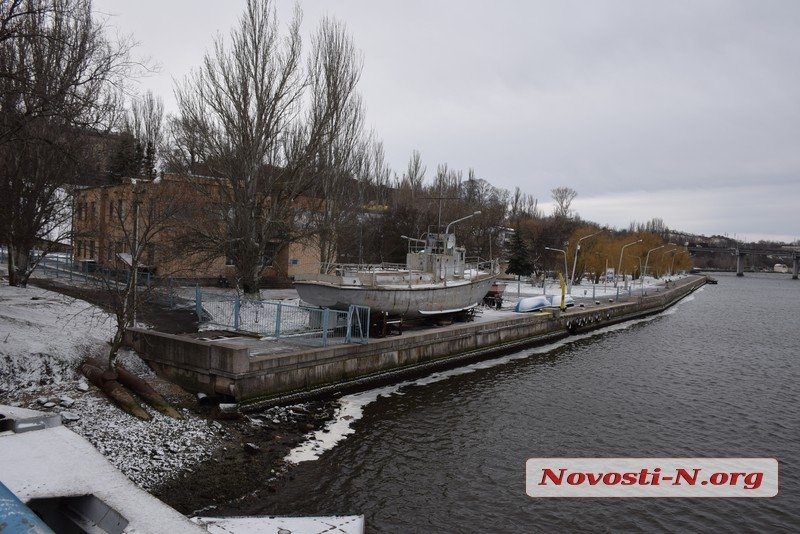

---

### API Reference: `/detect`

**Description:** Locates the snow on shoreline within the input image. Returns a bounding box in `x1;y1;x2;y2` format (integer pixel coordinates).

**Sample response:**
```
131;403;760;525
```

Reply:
0;283;224;490
0;285;114;392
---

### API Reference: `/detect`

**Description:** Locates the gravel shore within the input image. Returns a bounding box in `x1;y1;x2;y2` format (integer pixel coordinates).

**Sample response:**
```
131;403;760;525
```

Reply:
0;279;337;516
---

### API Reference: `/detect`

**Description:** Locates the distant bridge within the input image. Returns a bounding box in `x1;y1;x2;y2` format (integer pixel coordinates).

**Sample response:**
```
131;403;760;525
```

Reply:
686;246;799;278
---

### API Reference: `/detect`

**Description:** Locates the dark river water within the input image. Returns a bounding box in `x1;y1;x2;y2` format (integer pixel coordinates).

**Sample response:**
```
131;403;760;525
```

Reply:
251;273;799;532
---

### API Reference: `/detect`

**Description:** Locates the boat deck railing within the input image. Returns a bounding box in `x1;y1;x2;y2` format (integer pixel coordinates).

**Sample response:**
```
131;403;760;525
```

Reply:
315;256;499;280
325;262;409;275
462;257;500;276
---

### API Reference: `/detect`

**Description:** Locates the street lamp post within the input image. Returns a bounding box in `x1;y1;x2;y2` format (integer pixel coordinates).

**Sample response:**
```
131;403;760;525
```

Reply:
671;249;688;276
569;231;601;294
658;247;678;277
641;245;665;292
545;246;568;283
445;211;481;236
439;211;481;284
616;239;642;288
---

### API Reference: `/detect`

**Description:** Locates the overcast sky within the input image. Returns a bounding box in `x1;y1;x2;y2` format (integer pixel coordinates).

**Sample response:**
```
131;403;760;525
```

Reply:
92;0;800;243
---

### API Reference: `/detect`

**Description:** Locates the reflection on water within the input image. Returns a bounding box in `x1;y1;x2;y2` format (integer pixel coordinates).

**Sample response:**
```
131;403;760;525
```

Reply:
252;273;800;532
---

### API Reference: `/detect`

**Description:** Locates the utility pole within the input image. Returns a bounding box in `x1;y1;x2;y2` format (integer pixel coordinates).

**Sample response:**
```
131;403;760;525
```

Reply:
128;190;142;327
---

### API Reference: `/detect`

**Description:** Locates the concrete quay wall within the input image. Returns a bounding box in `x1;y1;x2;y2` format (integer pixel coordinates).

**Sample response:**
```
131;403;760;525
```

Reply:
126;276;706;404
124;329;251;398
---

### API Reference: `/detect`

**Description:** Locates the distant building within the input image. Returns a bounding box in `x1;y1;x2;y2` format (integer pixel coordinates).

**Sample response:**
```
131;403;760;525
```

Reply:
71;174;322;283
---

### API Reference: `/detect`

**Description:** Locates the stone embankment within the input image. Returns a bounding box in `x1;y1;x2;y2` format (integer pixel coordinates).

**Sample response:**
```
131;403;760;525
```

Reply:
126;276;707;407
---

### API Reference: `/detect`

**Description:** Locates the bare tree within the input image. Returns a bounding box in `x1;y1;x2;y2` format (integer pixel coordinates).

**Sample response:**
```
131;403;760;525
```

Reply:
101;182;188;369
386;149;426;243
305;16;366;269
125;90;164;179
551;186;577;218
458;171;509;258
399;149;425;194
370;139;393;205
0;124;77;282
510;186;540;221
1;0;139;286
338;134;392;265
162;114;208;175
174;0;365;293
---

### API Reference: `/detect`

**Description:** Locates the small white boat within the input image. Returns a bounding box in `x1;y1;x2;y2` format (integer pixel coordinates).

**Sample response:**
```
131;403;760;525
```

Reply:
547;294;575;308
514;295;551;313
295;231;498;318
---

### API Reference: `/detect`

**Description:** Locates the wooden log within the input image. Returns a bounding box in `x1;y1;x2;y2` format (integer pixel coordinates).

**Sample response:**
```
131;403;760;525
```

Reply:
114;363;182;419
81;363;151;421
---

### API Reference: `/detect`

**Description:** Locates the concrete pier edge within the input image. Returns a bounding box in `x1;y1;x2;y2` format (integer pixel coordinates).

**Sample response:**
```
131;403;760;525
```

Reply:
125;276;707;408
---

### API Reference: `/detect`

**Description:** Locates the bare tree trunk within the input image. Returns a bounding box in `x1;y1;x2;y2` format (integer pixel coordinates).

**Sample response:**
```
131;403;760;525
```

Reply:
172;1;367;293
1;0;140;288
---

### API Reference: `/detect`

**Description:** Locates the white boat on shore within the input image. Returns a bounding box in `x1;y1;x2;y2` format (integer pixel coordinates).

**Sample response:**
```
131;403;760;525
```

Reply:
514;295;551;313
547;294;575;308
294;231;498;318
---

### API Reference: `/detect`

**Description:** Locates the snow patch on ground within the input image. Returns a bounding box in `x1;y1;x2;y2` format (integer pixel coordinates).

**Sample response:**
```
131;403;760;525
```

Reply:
68;392;222;489
0;283;223;490
0;285;114;393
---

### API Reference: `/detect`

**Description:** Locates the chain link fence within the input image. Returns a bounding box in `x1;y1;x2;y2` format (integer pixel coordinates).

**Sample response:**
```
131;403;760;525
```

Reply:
195;288;370;347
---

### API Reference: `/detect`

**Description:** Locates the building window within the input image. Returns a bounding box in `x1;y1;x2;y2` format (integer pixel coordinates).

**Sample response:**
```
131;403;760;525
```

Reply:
90;202;96;220
89;240;95;258
264;242;279;264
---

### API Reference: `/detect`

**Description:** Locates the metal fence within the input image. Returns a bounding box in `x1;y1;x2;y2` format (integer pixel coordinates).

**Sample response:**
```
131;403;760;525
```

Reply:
2;248;369;346
195;288;370;347
0;249;163;288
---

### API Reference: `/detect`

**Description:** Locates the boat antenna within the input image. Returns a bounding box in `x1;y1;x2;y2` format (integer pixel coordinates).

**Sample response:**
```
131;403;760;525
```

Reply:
421;195;458;234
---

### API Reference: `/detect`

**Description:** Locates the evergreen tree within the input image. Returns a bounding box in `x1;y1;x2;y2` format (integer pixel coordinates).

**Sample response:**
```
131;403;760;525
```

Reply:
506;228;534;279
107;133;141;183
143;140;157;179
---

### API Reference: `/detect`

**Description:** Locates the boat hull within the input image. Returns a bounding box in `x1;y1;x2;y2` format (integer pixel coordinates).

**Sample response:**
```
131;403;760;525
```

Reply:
514;295;551;313
294;275;497;318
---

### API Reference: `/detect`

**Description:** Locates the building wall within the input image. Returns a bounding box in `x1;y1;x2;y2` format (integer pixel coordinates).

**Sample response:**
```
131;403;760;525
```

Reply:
72;175;322;281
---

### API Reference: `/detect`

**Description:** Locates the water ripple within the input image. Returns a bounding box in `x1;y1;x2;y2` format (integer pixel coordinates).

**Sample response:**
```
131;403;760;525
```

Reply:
262;273;800;532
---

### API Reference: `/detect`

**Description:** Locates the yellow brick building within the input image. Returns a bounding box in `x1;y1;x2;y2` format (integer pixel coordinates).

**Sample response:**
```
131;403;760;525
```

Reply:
72;174;323;283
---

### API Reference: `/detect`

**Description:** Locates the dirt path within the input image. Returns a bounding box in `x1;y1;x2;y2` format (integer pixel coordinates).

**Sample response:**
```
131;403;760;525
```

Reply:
30;278;199;334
